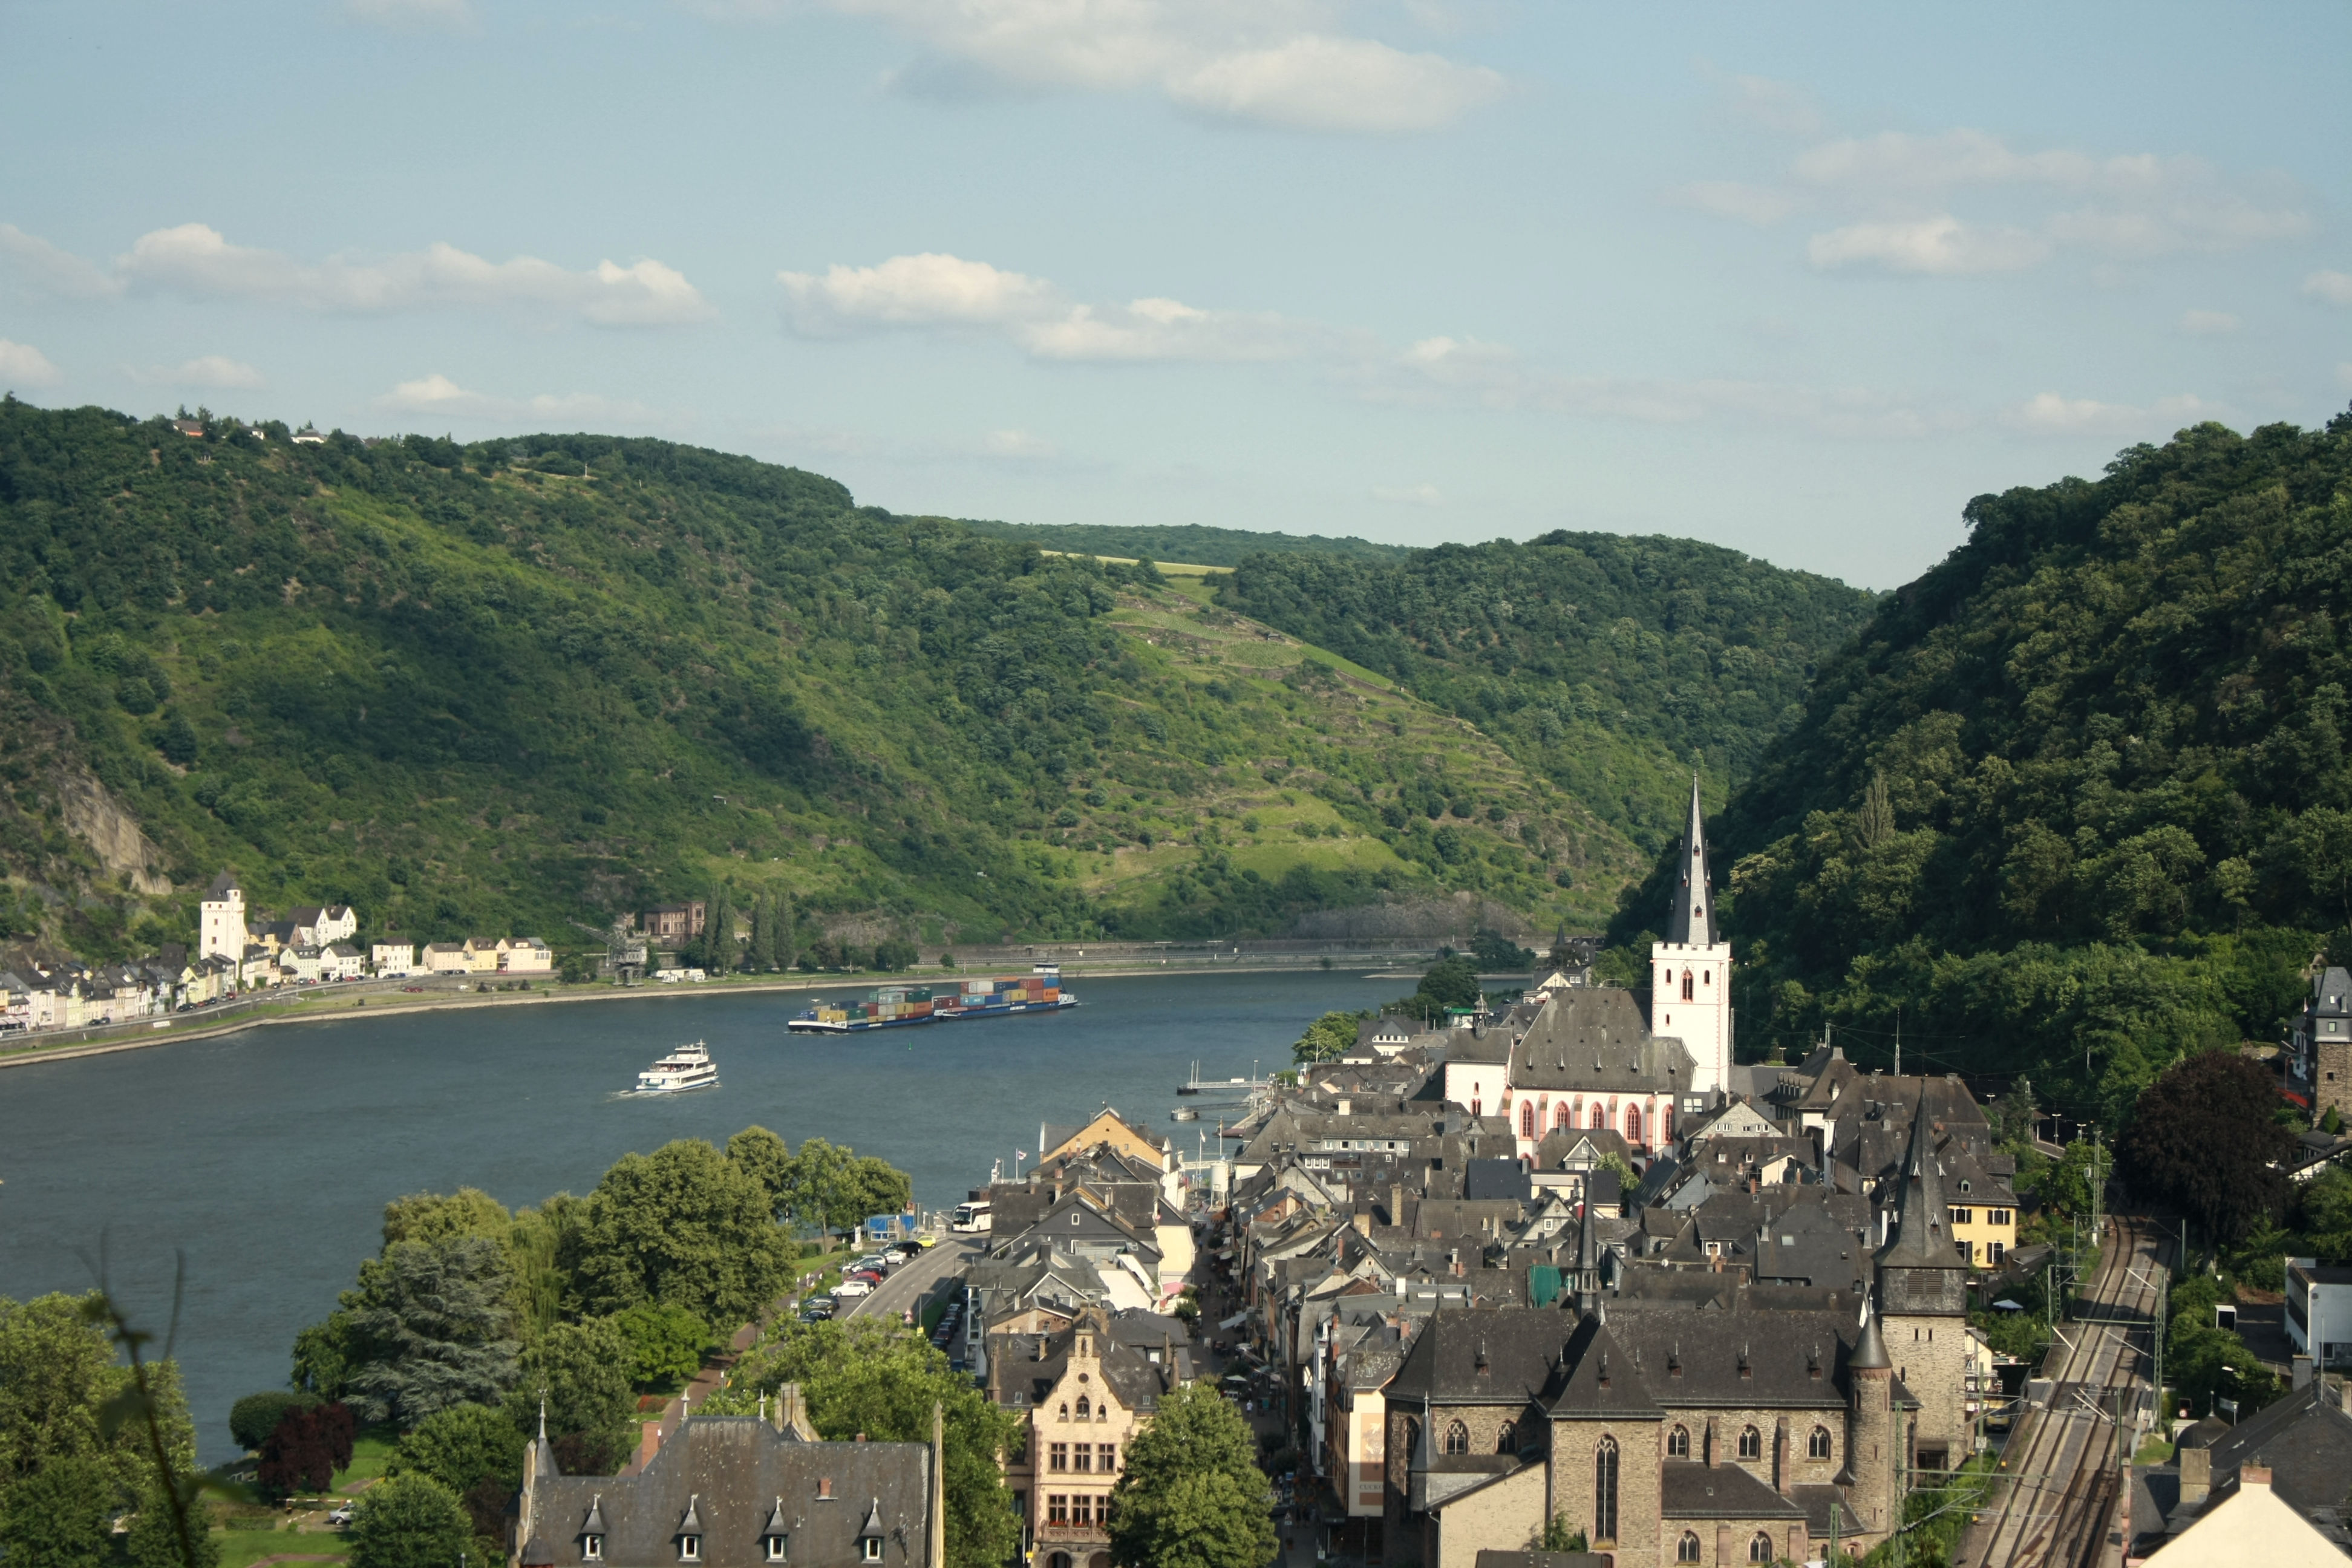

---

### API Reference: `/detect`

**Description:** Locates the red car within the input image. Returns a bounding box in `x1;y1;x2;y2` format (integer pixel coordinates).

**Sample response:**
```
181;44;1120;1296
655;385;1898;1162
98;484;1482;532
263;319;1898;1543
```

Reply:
848;1269;884;1285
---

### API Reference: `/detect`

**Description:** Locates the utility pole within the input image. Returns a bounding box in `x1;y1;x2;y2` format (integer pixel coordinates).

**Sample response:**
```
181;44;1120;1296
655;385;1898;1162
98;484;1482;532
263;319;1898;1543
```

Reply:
2090;1131;2104;1247
1893;1007;1901;1077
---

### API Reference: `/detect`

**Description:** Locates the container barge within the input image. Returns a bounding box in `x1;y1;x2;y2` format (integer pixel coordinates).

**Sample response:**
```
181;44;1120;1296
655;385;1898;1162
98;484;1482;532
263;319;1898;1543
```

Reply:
786;965;1076;1034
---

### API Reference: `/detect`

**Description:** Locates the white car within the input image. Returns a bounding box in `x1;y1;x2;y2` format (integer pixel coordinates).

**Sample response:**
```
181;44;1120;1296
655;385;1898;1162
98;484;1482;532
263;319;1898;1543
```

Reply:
833;1277;875;1298
327;1504;355;1526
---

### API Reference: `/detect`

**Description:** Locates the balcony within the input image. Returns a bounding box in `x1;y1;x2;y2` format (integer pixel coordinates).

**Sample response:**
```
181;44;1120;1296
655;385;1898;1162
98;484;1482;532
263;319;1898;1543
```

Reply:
1035;1524;1111;1546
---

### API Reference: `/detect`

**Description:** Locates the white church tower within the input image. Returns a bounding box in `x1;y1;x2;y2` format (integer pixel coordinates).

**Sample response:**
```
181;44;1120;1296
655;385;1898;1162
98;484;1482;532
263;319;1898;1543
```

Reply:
200;870;246;962
1651;776;1733;1099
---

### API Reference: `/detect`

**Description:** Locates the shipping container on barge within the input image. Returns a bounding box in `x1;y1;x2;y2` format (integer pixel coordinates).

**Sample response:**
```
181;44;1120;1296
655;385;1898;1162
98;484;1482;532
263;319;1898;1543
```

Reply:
785;966;1077;1034
934;965;1077;1020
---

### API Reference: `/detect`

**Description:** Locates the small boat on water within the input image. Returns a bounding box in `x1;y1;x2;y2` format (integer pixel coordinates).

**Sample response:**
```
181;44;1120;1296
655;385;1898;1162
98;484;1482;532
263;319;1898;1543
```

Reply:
633;1040;718;1094
1171;1106;1199;1122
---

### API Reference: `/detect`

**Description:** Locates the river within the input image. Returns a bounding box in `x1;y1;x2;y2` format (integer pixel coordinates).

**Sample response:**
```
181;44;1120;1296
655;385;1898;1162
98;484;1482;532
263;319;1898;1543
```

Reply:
0;969;1393;1463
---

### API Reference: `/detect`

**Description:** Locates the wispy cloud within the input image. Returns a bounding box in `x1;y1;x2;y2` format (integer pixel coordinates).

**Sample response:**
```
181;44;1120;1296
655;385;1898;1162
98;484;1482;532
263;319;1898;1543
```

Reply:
777;252;1324;362
0;338;62;387
2305;270;2352;306
128;354;267;389
714;1;1508;133
0;222;714;327
1681;114;2311;278
1371;482;1445;506
2177;310;2240;336
1720;73;1823;139
2002;390;2221;436
346;0;473;27
377;373;665;425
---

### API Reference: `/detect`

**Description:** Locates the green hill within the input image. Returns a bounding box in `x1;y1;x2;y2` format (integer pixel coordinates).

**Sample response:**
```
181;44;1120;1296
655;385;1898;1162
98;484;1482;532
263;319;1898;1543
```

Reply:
950;518;1410;567
1209;535;1879;854
1677;411;2352;1120
0;400;1651;963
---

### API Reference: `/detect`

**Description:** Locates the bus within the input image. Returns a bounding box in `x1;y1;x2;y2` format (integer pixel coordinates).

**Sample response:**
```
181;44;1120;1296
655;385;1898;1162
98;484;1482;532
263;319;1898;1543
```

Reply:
950;1200;991;1233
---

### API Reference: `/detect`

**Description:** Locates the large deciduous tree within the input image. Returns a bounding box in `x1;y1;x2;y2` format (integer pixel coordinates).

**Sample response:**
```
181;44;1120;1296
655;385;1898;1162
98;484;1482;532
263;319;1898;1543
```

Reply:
347;1471;474;1568
505;1318;637;1477
2118;1050;2294;1254
1106;1383;1276;1568
1290;1010;1363;1066
574;1137;793;1328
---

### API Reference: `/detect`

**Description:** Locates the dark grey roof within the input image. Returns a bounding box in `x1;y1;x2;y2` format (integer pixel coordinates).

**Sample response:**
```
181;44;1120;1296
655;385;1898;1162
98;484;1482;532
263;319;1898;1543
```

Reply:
1661;776;1716;948
525;1417;931;1568
205;870;240;898
1659;1460;1802;1520
1510;989;1693;1095
2193;1380;2352;1516
1465;1158;1534;1202
1385;1307;1573;1406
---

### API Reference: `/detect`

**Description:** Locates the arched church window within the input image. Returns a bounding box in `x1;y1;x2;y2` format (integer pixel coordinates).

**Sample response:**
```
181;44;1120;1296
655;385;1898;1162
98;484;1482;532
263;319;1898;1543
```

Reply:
1809;1426;1832;1460
1667;1425;1689;1459
1495;1422;1515;1454
1624;1106;1642;1145
1443;1422;1468;1456
1592;1436;1618;1543
1521;1104;1535;1138
1677;1534;1702;1563
1681;969;1694;1001
1590;1106;1605;1129
1737;1426;1761;1460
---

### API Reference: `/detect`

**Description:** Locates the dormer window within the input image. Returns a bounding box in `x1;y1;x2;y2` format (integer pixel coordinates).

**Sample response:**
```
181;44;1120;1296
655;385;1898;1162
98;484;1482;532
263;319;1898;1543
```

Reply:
681;1537;701;1563
863;1541;883;1564
765;1499;791;1561
678;1493;704;1561
585;1540;604;1562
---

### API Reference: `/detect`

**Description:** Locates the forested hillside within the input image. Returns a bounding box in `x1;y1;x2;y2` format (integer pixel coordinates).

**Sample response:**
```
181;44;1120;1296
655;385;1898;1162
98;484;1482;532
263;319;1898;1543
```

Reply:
953;518;1408;567
1210;535;1878;852
0;400;1648;961
1677;412;2352;1120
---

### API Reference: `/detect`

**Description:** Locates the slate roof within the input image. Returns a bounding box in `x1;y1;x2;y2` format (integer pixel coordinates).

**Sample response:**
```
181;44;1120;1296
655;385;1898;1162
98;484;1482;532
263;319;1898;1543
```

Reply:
1661;776;1717;948
523;1416;932;1568
1509;988;1694;1096
1465;1158;1535;1202
1659;1460;1803;1520
1385;1306;1576;1407
1546;1302;1859;1416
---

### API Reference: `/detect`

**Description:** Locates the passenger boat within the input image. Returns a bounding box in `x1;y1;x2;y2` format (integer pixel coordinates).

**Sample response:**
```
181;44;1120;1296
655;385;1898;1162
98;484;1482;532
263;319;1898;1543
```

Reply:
634;1040;718;1093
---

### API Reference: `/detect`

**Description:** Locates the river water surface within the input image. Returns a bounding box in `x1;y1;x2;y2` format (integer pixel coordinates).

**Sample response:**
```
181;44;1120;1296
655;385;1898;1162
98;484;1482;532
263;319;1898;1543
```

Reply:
0;969;1390;1463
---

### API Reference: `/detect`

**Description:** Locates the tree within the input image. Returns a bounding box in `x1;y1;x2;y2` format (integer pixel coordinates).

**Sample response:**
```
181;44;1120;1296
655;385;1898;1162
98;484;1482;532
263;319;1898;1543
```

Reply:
748;893;773;974
228;1390;316;1452
1106;1383;1275;1568
126;1480;221;1568
609;1302;712;1387
1470;928;1534;970
1290;1010;1363;1066
0;1455;113;1568
726;1125;796;1221
573;1137;794;1327
255;1402;353;1499
346;1472;473;1568
848;1155;913;1226
158;713;198;766
781;1136;912;1243
505;1318;637;1477
1399;955;1480;1018
2118;1050;2296;1256
0;1292;196;1512
702;1319;1021;1568
341;1236;521;1427
388;1403;526;1540
381;1187;511;1249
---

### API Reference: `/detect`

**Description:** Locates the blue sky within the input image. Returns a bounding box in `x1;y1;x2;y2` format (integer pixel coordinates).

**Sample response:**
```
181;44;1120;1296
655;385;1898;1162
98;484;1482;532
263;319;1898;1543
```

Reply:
4;0;2347;587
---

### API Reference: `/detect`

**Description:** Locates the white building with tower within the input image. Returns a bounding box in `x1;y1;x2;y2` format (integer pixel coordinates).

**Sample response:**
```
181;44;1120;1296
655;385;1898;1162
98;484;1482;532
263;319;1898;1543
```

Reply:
1651;774;1732;1099
199;871;246;964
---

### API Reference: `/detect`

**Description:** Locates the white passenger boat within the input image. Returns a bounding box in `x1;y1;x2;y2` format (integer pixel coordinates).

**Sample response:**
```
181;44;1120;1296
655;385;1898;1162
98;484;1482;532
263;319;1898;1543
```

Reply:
633;1040;718;1094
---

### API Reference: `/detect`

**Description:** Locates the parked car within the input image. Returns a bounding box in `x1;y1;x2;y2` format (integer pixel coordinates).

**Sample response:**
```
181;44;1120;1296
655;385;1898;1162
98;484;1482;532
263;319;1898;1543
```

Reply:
327;1504;355;1526
833;1278;875;1298
848;1270;885;1286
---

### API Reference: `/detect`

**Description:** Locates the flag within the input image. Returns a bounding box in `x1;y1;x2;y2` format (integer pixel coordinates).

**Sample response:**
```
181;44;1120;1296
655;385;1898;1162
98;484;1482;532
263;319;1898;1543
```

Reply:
1016;1151;1028;1159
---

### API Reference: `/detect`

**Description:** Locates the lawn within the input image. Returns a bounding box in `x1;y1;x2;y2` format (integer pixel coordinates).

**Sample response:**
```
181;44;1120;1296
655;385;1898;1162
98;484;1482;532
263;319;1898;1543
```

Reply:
332;1431;396;1489
215;1524;351;1568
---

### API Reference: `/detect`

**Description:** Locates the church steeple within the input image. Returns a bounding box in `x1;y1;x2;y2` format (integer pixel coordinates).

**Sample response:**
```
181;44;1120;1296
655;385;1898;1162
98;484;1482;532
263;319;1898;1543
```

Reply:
1662;774;1714;947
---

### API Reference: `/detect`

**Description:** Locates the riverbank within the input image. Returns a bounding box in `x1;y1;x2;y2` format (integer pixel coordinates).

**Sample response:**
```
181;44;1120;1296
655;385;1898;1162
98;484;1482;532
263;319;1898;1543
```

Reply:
0;945;1458;1071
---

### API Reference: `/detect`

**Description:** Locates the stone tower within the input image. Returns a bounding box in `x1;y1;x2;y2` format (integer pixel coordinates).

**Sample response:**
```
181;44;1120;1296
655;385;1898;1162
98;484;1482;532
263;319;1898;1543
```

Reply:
1844;1307;1898;1543
1651;775;1733;1097
1873;1111;1970;1471
199;870;245;963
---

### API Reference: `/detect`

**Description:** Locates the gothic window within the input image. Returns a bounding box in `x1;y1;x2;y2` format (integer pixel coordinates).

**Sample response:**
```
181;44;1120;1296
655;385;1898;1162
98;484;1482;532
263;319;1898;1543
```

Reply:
1522;1104;1535;1138
1624;1106;1642;1145
1592;1436;1619;1544
1495;1423;1516;1454
1659;1104;1672;1142
1738;1425;1761;1460
1809;1426;1832;1460
1556;1103;1572;1130
1443;1422;1469;1456
1667;1425;1690;1458
1058;1403;1069;1422
1403;1419;1420;1460
1076;1397;1090;1420
1678;1534;1703;1563
1681;970;1694;1001
1590;1106;1606;1130
1749;1534;1773;1563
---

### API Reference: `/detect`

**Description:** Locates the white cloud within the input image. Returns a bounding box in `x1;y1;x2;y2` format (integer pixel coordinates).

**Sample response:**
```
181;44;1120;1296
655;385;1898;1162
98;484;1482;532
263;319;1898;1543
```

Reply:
347;0;472;25
750;1;1506;132
0;222;713;327
2004;390;2220;436
1163;35;1507;133
1371;482;1444;506
1806;215;2048;276
0;338;62;387
2305;270;2352;306
2177;310;2239;336
378;373;662;425
1674;181;1797;226
2338;363;2352;389
129;354;267;388
980;428;1056;460
778;252;1322;362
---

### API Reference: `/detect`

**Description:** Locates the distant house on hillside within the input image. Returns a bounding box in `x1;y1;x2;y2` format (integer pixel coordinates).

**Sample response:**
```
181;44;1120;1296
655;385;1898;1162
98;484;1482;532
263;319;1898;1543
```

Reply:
642;901;707;943
290;424;325;445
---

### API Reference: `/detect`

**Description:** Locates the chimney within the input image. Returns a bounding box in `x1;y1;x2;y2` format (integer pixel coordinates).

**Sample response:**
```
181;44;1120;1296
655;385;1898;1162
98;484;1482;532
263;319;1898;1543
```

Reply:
1339;1099;1352;1117
1353;1206;1372;1239
2293;1354;2313;1391
2179;1446;2210;1504
2243;1465;2273;1489
1391;1183;1405;1227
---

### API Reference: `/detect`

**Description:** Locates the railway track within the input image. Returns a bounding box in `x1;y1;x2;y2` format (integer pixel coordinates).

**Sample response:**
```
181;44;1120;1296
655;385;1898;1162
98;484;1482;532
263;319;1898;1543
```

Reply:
1959;1215;2169;1568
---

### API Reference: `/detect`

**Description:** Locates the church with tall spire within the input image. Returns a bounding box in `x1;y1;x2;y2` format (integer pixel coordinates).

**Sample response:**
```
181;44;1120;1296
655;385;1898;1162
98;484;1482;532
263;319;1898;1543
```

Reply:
1651;774;1733;1097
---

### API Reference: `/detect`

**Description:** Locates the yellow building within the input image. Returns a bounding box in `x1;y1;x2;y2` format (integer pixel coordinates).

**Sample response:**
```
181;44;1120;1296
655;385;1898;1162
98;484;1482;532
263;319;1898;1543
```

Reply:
990;1308;1174;1568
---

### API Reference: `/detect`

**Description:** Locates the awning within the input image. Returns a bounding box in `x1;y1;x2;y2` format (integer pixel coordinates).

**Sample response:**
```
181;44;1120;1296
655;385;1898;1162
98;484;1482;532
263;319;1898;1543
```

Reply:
1219;1310;1252;1330
1991;1299;2027;1312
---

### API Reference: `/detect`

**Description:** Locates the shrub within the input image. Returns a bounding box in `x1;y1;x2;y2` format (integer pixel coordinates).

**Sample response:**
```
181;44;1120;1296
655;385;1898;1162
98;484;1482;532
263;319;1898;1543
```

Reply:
229;1389;317;1452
